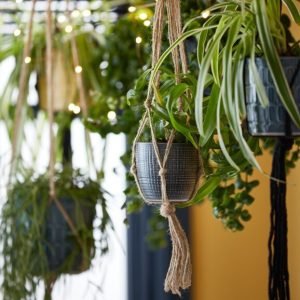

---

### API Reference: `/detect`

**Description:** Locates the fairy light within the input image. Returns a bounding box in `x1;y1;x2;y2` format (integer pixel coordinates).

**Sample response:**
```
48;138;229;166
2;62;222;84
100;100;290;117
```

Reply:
143;20;151;27
68;103;81;114
71;10;80;18
75;65;82;74
107;111;117;121
57;14;67;23
82;9;91;17
65;25;73;33
24;56;31;64
14;28;21;37
201;9;211;19
138;12;148;21
136;36;142;44
128;6;136;13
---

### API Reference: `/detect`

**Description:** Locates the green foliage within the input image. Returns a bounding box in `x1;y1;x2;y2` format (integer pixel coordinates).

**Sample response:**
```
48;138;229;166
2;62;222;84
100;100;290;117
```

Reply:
0;168;111;299
85;13;151;137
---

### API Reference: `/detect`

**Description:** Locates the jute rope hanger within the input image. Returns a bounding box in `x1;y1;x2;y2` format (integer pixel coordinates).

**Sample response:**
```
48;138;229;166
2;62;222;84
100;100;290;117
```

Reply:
131;0;192;296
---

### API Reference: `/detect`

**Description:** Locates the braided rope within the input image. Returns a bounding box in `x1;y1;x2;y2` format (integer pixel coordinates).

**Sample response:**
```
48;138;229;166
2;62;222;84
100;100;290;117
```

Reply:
9;0;37;183
131;0;192;295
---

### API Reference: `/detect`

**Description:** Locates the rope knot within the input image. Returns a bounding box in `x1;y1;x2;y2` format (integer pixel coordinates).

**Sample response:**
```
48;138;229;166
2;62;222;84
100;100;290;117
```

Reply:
144;99;152;109
159;168;167;177
160;202;176;218
130;165;137;175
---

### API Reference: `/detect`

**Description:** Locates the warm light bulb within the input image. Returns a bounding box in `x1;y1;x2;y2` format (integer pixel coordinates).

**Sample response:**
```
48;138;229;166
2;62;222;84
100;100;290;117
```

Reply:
128;6;136;13
57;14;67;23
138;12;148;21
135;36;142;44
71;10;80;18
143;20;151;27
65;25;73;33
75;65;82;73
24;56;31;64
107;111;117;121
14;28;21;36
82;9;91;17
68;103;81;114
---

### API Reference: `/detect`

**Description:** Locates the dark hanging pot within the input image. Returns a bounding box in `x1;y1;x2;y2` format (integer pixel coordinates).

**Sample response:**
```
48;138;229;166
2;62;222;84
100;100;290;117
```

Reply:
43;197;96;274
245;56;300;300
244;56;300;136
134;142;202;203
29;196;96;276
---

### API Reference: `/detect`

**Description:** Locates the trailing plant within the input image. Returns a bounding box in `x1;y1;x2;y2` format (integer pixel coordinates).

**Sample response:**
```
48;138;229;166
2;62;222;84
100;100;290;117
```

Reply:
0;167;111;299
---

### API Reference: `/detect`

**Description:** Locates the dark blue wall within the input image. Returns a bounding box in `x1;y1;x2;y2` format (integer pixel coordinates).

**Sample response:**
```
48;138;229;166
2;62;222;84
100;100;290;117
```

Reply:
127;206;190;300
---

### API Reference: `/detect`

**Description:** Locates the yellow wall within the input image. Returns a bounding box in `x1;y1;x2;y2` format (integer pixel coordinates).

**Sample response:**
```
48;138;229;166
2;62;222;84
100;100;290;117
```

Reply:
190;5;300;298
191;153;300;300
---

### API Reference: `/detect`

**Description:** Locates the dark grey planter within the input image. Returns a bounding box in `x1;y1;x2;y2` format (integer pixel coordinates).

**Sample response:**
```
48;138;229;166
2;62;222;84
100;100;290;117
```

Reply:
135;142;202;203
43;197;96;274
244;57;300;136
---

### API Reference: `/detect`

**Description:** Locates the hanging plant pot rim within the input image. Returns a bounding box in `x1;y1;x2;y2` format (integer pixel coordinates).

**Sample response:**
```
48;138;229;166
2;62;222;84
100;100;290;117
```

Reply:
244;56;300;136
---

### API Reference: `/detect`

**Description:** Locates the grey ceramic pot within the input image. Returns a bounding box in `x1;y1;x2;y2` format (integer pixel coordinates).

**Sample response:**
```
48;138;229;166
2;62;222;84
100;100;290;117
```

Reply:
135;142;202;203
43;197;96;274
244;57;300;136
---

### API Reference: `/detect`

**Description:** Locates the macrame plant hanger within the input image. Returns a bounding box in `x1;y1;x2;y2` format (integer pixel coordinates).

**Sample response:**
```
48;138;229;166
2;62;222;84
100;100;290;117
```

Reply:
131;0;192;296
45;0;90;297
268;61;300;300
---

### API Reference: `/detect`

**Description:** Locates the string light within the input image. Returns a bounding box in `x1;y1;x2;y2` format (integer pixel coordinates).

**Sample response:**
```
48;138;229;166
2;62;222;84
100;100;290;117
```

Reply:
71;10;80;18
14;28;21;36
136;36;142;44
143;20;151;27
75;65;83;74
24;56;31;64
57;15;67;23
68;103;81;114
107;111;117;121
82;9;91;17
201;9;211;19
138;12;148;21
65;25;73;33
128;6;136;13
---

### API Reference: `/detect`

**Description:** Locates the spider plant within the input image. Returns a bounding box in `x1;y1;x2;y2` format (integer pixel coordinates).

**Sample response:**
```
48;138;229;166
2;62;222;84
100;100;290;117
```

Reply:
131;0;300;229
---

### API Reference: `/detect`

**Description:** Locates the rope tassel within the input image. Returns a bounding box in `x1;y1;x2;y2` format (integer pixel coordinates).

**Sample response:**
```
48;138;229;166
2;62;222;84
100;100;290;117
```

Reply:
160;203;192;295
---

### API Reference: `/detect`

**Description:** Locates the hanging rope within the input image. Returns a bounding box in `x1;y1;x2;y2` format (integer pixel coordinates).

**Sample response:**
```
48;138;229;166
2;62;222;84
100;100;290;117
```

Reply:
65;0;97;177
131;0;192;295
9;0;37;183
268;60;300;300
46;0;84;254
268;137;292;300
46;0;55;199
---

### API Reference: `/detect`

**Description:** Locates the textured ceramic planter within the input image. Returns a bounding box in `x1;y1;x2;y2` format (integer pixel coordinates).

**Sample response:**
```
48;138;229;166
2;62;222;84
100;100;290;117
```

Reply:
135;142;202;203
43;197;95;274
244;57;300;136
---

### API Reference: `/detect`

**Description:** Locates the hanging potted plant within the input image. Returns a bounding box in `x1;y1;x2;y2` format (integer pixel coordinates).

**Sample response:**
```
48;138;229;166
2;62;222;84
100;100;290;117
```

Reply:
130;0;300;297
148;0;300;298
0;167;111;299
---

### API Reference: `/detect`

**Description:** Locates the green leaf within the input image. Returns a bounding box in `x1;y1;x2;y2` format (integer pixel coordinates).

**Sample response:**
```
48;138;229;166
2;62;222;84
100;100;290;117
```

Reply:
254;0;300;127
217;95;240;171
195;17;238;136
200;83;220;146
178;176;222;207
249;50;269;107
